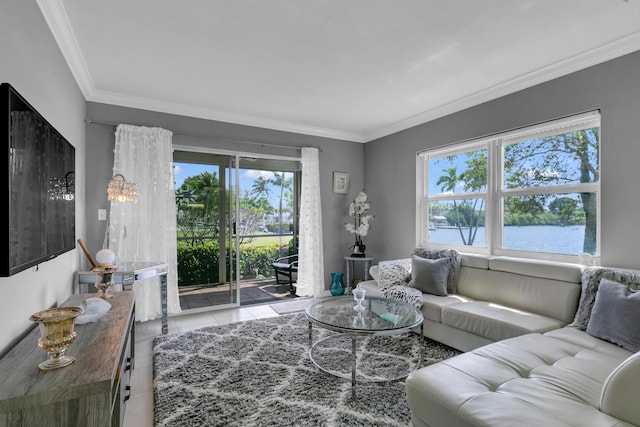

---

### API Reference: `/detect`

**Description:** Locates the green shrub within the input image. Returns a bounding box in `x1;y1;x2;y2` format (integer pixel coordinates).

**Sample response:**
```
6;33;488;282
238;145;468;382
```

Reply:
177;243;285;287
177;245;220;286
266;223;293;234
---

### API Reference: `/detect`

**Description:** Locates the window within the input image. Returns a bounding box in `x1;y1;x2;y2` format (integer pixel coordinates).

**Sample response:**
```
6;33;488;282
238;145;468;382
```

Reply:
417;111;600;262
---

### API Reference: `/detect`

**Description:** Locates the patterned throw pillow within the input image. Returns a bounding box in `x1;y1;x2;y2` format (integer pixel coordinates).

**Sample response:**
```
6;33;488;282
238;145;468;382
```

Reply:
376;258;423;308
383;285;424;309
377;258;412;292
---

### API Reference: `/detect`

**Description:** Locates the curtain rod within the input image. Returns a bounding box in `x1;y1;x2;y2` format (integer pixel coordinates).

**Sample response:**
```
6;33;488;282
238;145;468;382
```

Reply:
85;118;323;152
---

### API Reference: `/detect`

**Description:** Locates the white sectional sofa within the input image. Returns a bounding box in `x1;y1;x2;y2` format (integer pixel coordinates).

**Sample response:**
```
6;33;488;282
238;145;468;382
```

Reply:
360;253;583;352
359;252;640;427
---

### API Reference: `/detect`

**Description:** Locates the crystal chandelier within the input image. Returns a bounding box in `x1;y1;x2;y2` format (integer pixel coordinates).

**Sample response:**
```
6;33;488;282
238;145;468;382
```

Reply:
107;173;139;202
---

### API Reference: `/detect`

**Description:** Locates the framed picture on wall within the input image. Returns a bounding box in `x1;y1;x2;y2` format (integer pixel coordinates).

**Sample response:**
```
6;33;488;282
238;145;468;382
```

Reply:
333;171;349;194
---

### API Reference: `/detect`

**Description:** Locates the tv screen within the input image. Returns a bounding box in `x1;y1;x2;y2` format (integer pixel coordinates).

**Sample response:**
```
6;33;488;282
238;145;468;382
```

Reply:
1;83;76;276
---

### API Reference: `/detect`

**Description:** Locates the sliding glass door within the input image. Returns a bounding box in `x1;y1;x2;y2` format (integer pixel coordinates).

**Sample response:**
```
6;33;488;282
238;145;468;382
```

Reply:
174;150;300;311
173;153;237;310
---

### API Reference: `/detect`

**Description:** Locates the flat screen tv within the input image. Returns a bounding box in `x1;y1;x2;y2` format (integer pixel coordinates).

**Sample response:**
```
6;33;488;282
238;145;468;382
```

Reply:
1;83;76;276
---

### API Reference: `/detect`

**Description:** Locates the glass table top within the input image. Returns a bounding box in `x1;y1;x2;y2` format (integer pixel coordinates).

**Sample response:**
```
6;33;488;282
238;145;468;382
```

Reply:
305;296;423;334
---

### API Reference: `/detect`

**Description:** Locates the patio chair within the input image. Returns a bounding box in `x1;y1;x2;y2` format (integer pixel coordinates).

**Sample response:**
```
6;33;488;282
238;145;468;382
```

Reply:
272;254;298;294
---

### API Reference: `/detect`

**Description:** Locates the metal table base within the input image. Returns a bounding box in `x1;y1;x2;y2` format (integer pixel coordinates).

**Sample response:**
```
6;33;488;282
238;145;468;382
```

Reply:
307;321;424;400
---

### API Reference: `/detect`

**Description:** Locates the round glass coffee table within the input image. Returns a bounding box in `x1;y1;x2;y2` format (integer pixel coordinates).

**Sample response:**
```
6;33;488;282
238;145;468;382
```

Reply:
305;296;424;399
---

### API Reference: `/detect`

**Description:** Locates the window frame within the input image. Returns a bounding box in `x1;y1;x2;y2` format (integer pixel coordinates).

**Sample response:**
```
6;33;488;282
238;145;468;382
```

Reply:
417;111;601;263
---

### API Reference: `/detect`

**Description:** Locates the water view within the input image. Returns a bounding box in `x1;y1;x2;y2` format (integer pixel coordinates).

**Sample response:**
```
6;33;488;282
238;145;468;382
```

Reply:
429;225;588;255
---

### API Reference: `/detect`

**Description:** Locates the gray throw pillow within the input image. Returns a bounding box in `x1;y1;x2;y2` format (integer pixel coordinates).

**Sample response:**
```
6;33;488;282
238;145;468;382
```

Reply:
571;267;640;330
586;278;640;353
407;255;449;296
413;247;461;294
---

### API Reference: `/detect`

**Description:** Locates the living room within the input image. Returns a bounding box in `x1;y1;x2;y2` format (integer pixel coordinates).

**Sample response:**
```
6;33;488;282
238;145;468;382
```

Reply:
2;1;640;426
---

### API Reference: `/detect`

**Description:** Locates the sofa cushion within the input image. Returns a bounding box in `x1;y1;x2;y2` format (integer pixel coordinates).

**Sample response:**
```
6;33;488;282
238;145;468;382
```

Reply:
441;301;565;341
457;266;581;324
406;331;633;427
586;279;640;353
489;256;583;283
460;252;490;269
421;293;474;322
407;255;449;296
543;327;635;359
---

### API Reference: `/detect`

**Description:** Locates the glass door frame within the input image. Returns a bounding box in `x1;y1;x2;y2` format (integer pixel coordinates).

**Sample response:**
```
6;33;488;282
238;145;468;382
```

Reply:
228;154;241;308
174;145;300;312
171;150;239;312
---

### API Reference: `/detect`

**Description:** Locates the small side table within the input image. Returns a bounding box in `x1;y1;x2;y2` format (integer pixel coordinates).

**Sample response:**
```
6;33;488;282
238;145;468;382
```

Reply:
344;256;374;294
77;261;169;334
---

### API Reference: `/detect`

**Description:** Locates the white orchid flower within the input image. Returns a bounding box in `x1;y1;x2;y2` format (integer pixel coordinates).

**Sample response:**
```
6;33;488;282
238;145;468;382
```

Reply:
345;191;374;243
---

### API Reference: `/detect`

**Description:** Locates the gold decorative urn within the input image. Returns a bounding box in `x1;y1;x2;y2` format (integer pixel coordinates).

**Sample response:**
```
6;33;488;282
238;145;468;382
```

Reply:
30;306;83;371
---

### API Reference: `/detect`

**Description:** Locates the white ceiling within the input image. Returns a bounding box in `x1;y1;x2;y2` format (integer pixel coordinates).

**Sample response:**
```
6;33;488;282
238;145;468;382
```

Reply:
38;0;640;142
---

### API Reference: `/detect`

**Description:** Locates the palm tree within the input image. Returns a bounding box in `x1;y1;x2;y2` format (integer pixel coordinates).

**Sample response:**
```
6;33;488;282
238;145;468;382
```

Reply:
249;172;293;233
180;171;219;213
436;162;486;245
271;172;292;233
251;176;272;228
436;167;469;245
251;176;271;199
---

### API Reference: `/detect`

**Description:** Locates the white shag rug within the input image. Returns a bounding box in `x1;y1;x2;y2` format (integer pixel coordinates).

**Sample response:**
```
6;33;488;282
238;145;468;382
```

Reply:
153;312;460;426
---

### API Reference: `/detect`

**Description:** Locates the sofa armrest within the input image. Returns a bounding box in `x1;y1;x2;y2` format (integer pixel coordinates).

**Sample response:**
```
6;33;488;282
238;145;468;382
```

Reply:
369;265;379;281
357;279;381;297
600;351;640;426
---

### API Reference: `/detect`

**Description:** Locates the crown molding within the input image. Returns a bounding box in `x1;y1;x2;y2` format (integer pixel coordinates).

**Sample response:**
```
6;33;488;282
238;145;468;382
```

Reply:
364;32;640;142
87;89;365;142
37;0;94;98
36;1;363;142
38;1;640;144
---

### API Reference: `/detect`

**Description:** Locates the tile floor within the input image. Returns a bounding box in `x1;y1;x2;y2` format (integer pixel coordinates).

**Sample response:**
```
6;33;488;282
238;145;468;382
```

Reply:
123;300;295;427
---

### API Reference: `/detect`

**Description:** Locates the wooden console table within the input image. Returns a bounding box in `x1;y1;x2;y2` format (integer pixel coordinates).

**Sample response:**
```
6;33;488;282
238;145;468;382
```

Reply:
0;291;135;427
78;261;168;334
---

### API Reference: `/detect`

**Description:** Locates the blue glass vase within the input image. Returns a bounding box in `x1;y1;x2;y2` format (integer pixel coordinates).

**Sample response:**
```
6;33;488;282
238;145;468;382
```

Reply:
330;272;345;296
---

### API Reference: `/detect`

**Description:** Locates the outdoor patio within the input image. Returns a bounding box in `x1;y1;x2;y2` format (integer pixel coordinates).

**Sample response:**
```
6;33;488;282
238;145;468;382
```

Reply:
178;278;298;310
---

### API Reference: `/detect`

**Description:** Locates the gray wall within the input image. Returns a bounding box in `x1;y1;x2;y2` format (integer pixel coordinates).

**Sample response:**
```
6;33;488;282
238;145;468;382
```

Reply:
84;102;365;289
365;50;640;270
0;1;86;354
3;0;640;357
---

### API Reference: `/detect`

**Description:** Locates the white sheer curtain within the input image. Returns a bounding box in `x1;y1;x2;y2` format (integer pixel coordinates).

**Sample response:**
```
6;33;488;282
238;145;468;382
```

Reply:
106;124;181;321
296;147;324;297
